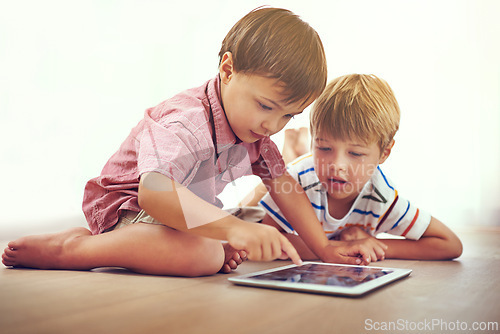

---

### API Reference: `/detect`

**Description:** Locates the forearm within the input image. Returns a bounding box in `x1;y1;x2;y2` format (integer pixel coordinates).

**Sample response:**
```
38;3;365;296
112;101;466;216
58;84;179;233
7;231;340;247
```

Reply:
138;172;237;240
282;234;319;260
383;237;460;260
382;217;462;260
238;182;268;207
139;172;302;264
264;173;329;257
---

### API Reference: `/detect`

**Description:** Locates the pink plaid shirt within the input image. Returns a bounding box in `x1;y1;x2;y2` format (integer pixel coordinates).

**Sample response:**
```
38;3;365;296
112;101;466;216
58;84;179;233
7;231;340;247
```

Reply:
82;76;286;234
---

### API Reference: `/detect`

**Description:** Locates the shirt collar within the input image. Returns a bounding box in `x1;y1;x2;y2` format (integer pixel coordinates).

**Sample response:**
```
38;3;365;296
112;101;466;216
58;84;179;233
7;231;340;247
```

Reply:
207;75;238;153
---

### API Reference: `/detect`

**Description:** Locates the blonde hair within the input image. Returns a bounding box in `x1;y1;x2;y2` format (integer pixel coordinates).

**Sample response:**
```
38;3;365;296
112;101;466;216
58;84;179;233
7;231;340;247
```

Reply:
219;7;327;105
310;74;400;151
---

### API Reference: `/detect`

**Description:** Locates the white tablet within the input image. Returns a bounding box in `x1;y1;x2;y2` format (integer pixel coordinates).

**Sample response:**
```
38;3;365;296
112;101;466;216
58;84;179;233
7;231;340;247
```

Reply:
228;262;411;297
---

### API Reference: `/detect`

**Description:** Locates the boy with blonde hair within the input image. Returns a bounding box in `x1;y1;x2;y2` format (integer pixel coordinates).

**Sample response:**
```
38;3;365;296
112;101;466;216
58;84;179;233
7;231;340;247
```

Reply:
259;74;463;261
3;8;377;276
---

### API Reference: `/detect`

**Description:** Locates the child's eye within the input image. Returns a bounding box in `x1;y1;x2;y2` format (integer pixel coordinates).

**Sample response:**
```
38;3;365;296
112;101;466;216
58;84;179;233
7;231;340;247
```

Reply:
258;102;272;111
350;152;364;157
317;147;331;151
284;114;295;119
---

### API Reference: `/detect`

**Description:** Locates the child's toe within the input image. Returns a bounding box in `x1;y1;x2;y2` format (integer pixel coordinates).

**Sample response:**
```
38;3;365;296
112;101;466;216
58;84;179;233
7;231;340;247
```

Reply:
228;259;238;269
2;252;15;266
219;264;231;274
239;250;248;260
232;253;242;265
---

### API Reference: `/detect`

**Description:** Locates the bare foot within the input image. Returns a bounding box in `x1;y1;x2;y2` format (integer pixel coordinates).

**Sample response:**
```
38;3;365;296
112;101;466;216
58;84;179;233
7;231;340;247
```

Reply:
2;227;92;270
282;127;310;164
219;243;247;274
296;127;310;156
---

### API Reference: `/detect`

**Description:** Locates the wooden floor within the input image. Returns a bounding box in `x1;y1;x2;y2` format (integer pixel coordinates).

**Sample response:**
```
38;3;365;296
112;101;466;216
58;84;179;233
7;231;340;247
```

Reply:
1;227;499;334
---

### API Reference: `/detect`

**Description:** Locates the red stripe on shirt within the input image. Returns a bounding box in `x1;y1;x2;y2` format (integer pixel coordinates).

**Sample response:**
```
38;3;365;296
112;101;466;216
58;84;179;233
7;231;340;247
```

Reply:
402;209;419;237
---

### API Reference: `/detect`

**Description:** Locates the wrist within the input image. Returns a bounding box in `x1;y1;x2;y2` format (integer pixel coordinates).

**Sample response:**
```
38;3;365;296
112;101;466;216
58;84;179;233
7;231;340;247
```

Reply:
315;240;351;261
310;238;334;260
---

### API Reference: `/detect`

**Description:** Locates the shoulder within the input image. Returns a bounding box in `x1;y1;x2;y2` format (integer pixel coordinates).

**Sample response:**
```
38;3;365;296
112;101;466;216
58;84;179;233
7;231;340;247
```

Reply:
288;153;314;169
287;154;321;190
147;81;213;137
353;167;398;215
147;79;212;129
287;154;315;176
139;80;215;160
369;166;397;197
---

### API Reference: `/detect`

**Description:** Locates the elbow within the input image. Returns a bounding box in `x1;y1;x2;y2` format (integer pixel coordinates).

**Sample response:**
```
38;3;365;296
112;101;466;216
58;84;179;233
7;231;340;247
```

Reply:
443;236;463;260
138;186;155;215
137;189;148;212
137;181;184;230
138;171;173;213
449;238;463;260
138;191;147;211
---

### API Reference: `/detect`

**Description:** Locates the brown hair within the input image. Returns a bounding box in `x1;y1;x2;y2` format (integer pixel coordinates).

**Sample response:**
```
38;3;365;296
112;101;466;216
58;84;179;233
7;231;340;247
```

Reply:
310;74;400;151
219;7;327;105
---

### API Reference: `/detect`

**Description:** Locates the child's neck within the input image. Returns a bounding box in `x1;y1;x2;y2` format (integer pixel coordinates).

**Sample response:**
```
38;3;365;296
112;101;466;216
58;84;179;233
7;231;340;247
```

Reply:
326;194;356;220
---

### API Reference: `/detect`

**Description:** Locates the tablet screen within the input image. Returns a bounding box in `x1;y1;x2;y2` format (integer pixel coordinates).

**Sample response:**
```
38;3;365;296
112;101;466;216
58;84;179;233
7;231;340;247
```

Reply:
250;263;393;287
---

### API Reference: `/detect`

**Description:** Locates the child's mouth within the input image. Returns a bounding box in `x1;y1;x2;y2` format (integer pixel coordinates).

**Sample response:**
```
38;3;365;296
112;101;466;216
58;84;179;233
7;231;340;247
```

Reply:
329;177;347;184
250;131;265;140
328;177;348;189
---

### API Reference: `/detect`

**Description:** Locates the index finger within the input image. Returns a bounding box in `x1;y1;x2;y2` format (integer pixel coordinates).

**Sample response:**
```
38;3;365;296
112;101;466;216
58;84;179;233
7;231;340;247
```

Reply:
279;235;303;266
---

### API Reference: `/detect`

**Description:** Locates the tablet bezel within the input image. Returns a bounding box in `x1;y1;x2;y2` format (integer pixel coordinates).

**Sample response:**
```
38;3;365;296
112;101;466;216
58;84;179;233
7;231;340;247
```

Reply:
228;262;412;297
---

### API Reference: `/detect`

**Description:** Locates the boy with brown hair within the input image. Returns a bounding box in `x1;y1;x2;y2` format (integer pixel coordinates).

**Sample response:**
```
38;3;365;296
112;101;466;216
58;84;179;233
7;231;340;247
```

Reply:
258;74;463;262
3;8;377;276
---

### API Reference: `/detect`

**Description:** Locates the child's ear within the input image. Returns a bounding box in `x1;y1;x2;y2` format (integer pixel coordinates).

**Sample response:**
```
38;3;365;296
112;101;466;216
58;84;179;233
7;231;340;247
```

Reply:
219;52;234;84
378;139;395;164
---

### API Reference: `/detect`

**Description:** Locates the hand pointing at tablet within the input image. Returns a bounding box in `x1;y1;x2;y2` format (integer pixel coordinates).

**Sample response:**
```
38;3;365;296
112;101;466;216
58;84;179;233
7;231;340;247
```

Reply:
226;221;303;266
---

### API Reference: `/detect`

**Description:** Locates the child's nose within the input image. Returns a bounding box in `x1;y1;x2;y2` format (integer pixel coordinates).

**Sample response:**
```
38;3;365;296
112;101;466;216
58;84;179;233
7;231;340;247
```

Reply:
261;117;281;135
329;155;348;174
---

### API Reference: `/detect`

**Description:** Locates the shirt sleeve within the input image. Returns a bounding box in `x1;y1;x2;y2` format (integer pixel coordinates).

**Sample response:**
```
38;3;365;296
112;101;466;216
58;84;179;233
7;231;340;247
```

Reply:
136;112;211;186
375;193;432;240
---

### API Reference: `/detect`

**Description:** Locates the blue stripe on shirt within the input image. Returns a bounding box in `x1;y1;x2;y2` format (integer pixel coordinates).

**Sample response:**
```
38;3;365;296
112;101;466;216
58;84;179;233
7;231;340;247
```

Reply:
259;200;294;232
311;202;325;211
377;166;394;191
298;167;315;176
391;200;410;229
352;209;380;218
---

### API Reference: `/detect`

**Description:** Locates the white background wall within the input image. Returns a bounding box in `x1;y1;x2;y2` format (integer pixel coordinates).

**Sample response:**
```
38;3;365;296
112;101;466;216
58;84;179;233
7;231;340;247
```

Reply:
1;0;499;235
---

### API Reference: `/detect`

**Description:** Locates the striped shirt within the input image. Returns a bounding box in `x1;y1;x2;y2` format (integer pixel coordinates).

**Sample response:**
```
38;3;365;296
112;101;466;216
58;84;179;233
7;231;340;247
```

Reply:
259;154;431;240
